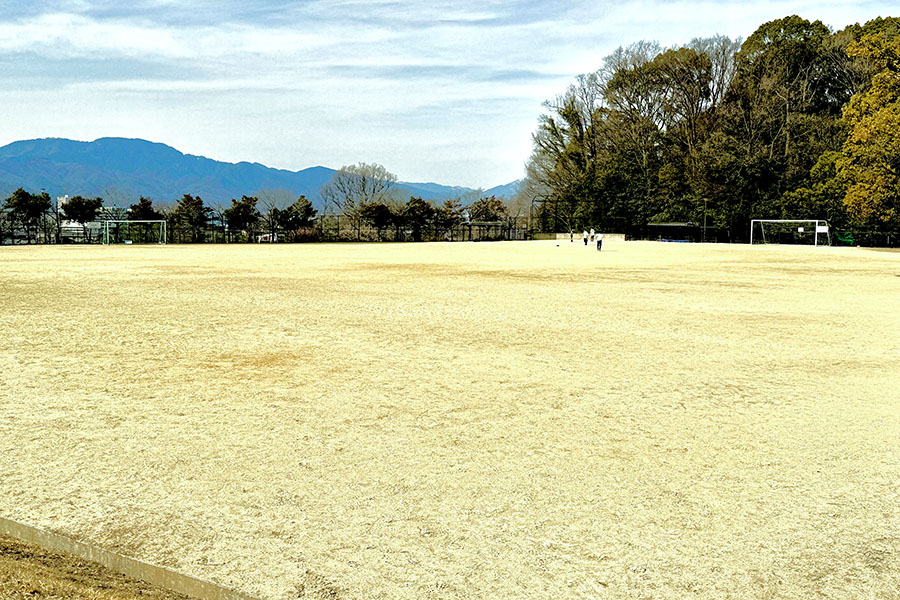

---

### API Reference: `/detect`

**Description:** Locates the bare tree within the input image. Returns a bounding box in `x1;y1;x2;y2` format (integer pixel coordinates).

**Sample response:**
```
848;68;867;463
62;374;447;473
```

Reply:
257;189;293;240
321;163;397;215
688;35;741;111
321;163;398;239
603;40;663;80
102;185;135;219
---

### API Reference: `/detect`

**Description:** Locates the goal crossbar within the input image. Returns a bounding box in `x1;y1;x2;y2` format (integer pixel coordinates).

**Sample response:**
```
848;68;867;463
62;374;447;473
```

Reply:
750;219;830;246
101;220;167;245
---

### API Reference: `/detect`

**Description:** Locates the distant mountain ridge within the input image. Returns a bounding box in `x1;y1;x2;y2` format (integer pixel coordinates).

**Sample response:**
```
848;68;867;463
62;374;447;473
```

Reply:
0;137;520;210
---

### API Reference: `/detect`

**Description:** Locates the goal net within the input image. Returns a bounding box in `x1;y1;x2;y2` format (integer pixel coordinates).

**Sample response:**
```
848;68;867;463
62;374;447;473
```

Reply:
101;220;167;245
750;220;830;246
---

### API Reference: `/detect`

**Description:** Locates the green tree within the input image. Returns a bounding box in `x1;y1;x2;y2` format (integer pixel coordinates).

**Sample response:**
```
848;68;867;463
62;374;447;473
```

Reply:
287;195;317;228
128;197;162;220
527;41;677;233
4;188;51;243
652;48;713;178
273;195;318;240
468;196;508;222
523;16;900;242
223;195;262;242
358;201;398;240
0;207;9;245
61;195;103;241
524;48;625;233
837;33;900;227
692;16;842;238
172;194;212;243
780;151;850;226
404;197;434;242
435;198;464;240
729;17;838;177
125;197;165;243
829;17;900;102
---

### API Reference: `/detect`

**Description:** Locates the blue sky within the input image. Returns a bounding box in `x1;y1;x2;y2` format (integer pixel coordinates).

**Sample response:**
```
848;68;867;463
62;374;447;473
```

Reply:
0;1;896;187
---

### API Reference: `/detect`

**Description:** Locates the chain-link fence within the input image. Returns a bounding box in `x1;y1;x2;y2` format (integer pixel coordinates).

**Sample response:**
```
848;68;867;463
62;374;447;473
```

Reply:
313;215;529;242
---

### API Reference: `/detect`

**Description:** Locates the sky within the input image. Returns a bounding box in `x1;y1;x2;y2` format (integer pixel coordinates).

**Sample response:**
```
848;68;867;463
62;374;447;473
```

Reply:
0;1;896;188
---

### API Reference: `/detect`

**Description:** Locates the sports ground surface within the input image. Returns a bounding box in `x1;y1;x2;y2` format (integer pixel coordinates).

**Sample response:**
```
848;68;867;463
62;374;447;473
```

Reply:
0;240;898;599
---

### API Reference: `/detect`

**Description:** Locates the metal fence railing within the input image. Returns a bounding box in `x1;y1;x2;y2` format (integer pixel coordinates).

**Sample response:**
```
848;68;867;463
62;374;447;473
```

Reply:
2;213;897;247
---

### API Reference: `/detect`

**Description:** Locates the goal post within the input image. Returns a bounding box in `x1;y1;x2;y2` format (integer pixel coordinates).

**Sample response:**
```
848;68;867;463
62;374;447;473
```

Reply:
750;220;831;246
101;220;167;245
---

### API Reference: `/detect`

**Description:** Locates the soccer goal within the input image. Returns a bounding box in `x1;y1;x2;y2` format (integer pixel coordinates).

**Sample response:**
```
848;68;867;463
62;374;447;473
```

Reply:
101;220;167;245
750;220;831;246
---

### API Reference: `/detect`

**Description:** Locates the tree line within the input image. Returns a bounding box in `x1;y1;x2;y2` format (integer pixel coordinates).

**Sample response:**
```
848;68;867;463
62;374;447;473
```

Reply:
317;162;523;242
0;187;321;244
523;15;900;243
0;164;524;244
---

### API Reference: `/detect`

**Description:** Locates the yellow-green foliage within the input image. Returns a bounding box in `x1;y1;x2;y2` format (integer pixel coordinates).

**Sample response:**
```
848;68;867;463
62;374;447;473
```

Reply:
839;34;900;225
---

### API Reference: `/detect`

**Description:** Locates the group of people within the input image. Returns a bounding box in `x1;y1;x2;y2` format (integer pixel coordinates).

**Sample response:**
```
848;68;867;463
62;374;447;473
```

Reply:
571;228;604;251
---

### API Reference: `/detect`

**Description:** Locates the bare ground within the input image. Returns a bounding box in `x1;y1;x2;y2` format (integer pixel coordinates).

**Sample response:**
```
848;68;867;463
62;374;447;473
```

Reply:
0;240;898;599
0;534;191;599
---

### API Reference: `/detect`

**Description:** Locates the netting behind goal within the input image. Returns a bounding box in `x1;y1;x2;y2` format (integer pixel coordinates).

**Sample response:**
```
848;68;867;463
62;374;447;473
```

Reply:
101;220;167;244
750;220;830;246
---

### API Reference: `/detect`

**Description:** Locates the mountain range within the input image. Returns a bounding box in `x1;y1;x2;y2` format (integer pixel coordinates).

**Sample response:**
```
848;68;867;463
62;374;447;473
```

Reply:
0;137;521;210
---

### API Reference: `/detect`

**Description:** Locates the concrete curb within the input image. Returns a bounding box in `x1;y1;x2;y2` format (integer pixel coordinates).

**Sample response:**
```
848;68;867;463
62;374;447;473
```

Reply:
0;516;260;600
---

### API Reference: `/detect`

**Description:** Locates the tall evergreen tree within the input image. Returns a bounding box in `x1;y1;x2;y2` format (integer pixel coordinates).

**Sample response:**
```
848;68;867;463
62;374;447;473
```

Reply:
4;188;51;244
172;194;212;243
60;195;103;241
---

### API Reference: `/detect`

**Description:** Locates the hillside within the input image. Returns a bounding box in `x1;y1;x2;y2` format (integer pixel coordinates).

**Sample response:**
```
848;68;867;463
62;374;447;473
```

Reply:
0;138;520;210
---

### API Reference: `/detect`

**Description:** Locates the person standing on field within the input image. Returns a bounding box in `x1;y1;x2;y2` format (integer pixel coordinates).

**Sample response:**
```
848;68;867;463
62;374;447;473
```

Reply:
596;232;604;251
589;228;595;242
583;230;588;245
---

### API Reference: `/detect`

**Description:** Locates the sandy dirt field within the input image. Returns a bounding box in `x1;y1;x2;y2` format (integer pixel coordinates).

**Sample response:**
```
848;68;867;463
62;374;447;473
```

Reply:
0;240;898;600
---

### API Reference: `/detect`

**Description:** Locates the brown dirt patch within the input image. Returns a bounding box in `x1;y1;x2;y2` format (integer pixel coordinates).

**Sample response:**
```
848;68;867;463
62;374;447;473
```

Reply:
0;534;191;599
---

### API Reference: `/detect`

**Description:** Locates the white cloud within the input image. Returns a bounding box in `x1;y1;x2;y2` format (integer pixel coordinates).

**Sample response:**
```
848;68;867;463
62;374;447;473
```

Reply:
0;13;345;60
